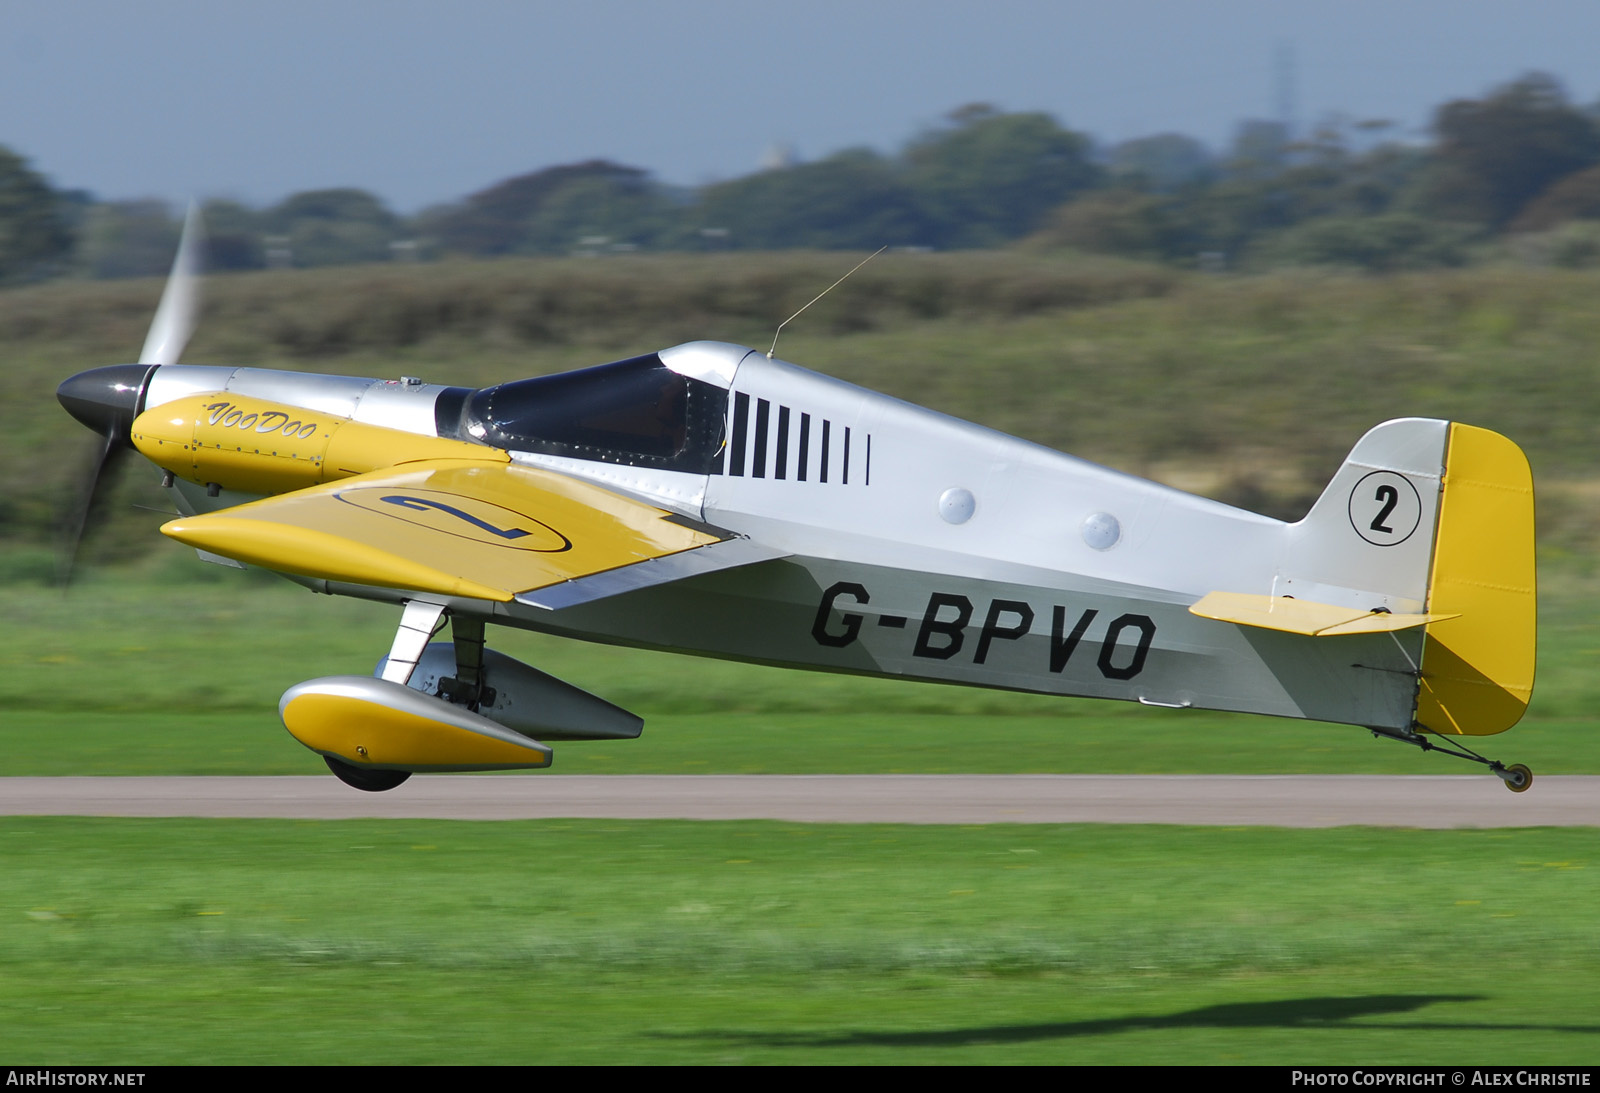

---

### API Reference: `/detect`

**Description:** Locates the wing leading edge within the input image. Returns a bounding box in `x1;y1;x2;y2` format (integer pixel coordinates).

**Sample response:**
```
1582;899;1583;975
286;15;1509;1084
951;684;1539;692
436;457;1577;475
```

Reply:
161;459;782;603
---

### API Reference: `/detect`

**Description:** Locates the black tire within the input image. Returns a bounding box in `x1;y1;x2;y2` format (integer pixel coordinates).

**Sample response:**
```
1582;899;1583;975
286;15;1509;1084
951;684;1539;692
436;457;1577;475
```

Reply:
324;755;411;792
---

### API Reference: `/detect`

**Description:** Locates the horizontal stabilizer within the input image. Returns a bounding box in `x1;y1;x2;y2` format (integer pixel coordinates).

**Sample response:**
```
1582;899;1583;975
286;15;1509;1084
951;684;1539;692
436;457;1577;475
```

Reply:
1189;591;1457;637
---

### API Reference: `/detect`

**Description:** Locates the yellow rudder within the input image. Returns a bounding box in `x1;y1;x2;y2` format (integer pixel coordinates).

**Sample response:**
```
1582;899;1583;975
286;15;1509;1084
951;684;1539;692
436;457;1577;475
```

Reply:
1414;423;1536;736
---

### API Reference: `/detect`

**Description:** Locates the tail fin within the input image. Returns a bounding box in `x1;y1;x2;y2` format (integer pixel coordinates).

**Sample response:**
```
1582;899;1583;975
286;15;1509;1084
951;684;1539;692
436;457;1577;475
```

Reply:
1197;418;1535;735
1283;417;1451;614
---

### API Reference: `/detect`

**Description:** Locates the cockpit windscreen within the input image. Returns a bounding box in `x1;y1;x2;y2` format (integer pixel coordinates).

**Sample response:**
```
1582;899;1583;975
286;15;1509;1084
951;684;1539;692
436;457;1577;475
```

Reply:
456;353;727;473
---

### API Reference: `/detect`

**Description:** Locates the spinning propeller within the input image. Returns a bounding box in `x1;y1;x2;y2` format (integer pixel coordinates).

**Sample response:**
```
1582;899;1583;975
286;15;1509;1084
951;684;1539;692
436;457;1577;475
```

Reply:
57;203;204;585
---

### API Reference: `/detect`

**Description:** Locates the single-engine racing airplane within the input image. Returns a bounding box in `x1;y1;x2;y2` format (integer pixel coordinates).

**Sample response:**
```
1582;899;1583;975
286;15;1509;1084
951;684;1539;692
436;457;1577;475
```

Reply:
58;219;1537;792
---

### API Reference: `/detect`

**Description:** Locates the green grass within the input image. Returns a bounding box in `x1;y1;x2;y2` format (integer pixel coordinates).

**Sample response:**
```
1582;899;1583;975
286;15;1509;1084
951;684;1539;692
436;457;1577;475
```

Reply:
3;558;1595;776
9;256;1600;1066
1;818;1595;1064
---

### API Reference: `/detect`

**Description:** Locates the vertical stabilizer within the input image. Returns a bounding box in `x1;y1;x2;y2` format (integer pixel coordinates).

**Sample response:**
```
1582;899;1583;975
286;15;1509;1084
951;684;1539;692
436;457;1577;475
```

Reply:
1282;417;1450;613
1267;417;1534;737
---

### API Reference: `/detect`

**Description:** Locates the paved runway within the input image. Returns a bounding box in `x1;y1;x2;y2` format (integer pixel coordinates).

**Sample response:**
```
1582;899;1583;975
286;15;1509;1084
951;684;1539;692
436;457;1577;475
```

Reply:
0;774;1595;826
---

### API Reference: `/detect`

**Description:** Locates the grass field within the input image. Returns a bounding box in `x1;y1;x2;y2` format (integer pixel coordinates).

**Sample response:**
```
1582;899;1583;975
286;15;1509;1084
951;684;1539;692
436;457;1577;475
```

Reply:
5;564;1591;1064
5;255;1600;1064
2;818;1595;1064
2;556;1595;776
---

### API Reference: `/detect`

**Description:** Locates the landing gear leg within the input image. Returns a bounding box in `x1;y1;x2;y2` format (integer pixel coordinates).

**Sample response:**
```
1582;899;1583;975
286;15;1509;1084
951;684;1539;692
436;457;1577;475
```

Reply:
436;614;496;712
379;600;448;686
1368;725;1533;793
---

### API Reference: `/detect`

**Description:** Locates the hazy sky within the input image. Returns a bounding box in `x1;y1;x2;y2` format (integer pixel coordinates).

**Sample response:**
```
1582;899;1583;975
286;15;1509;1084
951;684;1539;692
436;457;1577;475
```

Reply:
4;1;1598;212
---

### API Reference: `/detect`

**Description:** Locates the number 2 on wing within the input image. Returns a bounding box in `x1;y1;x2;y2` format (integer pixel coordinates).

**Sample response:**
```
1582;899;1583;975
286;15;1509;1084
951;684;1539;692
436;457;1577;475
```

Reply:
1371;484;1399;534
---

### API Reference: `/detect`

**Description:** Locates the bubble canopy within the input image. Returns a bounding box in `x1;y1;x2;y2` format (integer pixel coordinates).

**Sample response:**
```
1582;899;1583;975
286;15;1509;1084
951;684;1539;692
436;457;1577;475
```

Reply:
449;353;728;473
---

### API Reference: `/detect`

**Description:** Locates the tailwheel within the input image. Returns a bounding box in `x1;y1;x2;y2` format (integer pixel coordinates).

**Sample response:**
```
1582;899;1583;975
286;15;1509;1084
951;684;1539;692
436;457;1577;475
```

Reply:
1494;763;1533;794
324;755;411;792
1368;726;1533;792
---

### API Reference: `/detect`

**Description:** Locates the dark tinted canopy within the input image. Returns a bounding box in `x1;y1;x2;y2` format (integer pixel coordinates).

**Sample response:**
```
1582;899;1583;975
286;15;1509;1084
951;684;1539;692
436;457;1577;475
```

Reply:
455;353;727;473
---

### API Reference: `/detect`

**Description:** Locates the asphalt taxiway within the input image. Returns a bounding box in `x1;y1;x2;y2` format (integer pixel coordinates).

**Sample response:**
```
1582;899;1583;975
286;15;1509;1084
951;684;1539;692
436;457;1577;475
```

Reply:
0;774;1594;826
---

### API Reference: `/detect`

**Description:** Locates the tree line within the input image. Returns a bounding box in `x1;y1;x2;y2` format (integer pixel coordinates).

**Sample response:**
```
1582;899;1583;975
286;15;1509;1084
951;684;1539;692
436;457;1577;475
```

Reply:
4;72;1600;281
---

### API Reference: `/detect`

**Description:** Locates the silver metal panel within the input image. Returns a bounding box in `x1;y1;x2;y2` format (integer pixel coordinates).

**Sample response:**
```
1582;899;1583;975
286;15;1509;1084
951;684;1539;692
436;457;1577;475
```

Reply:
506;451;709;518
704;352;1288;603
516;537;791;610
224;367;381;417
499;554;1421;730
145;364;456;436
395;644;643;741
659;340;749;388
142;364;386;418
143;365;240;410
1281;417;1449;612
351;379;460;436
195;549;246;570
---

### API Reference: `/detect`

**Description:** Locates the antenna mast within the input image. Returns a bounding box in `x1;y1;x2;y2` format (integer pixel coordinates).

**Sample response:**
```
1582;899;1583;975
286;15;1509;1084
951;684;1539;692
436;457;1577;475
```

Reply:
768;246;887;359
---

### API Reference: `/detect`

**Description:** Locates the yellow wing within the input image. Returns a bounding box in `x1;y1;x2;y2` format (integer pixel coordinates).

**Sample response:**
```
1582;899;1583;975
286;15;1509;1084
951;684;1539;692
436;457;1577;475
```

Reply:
162;459;776;604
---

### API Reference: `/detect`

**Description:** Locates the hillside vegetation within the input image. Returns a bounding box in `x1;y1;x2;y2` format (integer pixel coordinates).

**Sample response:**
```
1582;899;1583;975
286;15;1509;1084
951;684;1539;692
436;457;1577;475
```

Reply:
6;252;1600;570
14;77;1600;283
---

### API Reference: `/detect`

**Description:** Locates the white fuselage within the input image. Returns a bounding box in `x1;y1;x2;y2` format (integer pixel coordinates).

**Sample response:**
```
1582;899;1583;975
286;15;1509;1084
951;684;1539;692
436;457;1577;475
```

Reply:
144;341;1426;731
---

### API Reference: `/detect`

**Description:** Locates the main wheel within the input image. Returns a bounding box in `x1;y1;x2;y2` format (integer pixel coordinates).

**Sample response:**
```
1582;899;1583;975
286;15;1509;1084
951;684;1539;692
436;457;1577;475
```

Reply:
324;755;411;792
